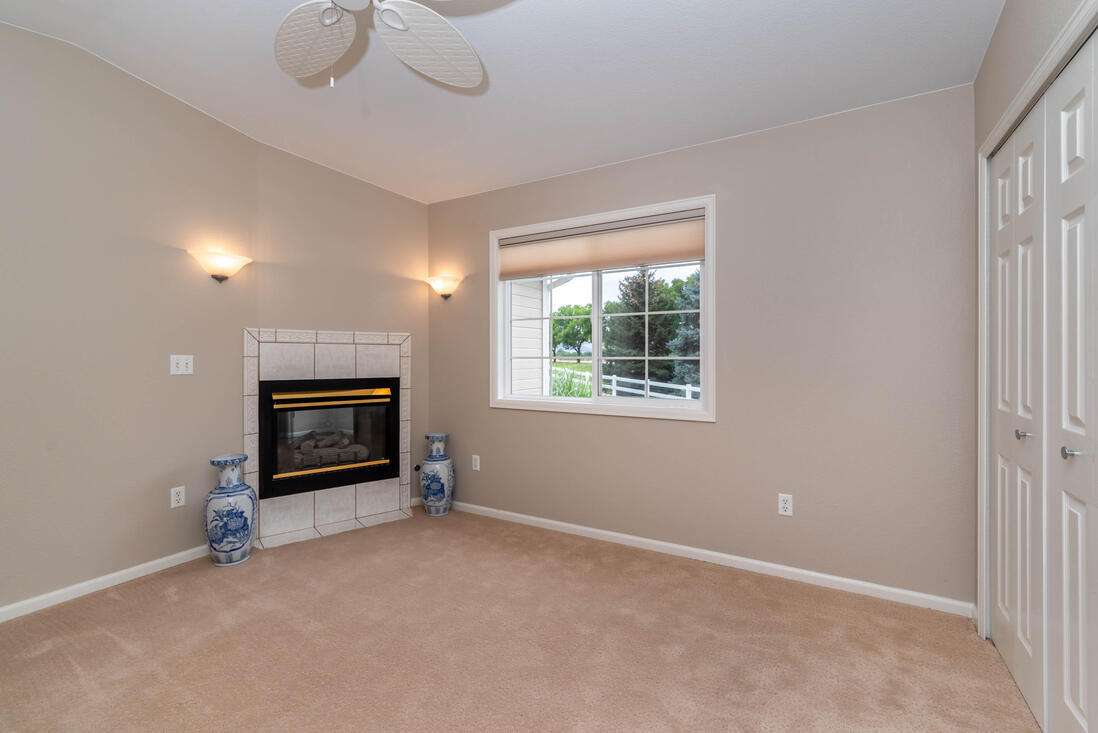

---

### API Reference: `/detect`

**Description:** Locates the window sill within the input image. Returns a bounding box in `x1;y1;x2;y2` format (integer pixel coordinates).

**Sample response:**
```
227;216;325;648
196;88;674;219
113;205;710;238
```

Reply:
490;395;715;422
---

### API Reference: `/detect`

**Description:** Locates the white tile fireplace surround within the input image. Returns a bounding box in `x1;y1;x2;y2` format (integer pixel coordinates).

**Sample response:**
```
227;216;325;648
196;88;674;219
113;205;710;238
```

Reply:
243;328;413;549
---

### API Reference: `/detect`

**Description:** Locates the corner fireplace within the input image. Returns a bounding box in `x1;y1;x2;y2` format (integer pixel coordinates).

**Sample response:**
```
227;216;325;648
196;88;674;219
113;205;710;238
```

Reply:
258;377;400;499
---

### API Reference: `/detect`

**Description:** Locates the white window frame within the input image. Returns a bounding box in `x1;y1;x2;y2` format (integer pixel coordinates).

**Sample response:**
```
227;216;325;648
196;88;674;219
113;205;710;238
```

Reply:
489;194;716;422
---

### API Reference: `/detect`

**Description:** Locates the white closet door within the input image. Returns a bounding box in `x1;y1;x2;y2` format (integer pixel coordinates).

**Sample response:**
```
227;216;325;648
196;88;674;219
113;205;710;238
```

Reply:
990;98;1047;725
990;114;1016;663
1046;35;1098;733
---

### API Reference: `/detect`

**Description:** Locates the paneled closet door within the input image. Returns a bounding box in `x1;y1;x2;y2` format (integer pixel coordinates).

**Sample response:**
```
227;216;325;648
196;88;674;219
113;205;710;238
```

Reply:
1046;35;1098;733
990;98;1047;725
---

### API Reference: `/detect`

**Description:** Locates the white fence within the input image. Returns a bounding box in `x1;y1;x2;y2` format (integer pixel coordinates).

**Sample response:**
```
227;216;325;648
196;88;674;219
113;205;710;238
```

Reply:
551;366;699;400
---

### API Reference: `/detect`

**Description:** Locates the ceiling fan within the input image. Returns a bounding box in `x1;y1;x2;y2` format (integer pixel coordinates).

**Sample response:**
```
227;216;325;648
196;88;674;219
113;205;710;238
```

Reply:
274;0;483;88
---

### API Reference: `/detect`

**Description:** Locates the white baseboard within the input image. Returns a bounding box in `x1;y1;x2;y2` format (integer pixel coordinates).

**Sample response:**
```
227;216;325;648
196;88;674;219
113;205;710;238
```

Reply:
450;500;975;618
3;499;971;625
1;503;422;624
0;544;209;624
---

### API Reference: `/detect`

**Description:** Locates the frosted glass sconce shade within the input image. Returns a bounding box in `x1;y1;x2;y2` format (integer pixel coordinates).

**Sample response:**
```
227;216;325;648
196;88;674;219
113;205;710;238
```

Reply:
189;250;253;283
426;275;461;299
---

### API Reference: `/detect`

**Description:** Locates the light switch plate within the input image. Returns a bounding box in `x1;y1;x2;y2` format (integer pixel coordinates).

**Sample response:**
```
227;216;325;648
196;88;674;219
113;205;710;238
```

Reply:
472;455;480;471
170;355;194;375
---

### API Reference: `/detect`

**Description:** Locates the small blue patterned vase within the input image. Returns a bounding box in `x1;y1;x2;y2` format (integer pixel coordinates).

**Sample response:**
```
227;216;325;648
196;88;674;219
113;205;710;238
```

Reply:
205;454;257;566
421;433;454;517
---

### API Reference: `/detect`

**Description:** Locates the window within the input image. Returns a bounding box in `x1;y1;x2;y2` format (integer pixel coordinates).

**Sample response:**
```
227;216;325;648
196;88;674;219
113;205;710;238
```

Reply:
490;196;715;421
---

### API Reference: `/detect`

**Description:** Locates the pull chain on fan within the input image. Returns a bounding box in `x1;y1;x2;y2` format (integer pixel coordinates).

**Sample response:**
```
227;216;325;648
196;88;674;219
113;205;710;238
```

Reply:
274;0;483;89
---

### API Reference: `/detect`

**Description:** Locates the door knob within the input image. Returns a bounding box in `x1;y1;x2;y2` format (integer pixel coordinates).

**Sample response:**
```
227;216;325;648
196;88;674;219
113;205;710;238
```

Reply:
1061;446;1082;459
1015;429;1032;440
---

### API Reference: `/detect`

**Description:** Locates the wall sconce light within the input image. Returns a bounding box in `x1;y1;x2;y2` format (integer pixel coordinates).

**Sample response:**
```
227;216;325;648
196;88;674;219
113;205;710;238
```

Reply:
426;275;462;299
189;249;253;283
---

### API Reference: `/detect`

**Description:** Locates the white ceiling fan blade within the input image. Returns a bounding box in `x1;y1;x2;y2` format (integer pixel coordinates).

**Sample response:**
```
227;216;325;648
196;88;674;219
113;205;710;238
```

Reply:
373;0;483;89
275;1;358;79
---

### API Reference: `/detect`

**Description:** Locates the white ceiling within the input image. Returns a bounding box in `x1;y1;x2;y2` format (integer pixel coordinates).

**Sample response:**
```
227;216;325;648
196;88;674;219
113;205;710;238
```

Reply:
1;0;1004;203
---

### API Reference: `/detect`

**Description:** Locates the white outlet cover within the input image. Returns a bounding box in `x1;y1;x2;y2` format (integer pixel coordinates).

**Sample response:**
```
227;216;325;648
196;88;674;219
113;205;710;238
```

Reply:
472;455;480;471
170;486;186;508
778;493;793;516
170;355;194;375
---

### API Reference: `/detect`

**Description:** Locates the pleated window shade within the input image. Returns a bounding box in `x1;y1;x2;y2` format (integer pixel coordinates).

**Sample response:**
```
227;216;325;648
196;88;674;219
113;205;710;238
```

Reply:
498;209;705;281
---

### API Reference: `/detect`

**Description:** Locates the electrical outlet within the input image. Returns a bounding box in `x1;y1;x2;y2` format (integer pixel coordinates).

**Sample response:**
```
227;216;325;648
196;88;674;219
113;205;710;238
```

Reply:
170;355;194;375
170;486;186;508
778;493;793;516
472;455;480;471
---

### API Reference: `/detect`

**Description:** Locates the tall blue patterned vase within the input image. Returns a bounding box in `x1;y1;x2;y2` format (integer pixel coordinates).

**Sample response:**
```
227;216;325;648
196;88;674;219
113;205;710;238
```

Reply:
421;433;454;516
205;453;257;566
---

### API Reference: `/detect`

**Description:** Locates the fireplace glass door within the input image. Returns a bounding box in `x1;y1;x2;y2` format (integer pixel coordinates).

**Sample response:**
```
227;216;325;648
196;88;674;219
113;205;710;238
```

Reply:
259;378;400;498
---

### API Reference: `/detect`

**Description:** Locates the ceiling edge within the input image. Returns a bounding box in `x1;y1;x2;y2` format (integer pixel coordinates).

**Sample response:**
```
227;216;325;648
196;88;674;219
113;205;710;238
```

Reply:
971;0;1008;85
0;20;430;205
434;82;975;205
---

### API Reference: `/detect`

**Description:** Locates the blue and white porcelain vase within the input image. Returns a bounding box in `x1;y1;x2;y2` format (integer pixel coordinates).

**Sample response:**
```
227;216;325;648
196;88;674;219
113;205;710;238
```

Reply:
420;433;454;517
205;453;257;566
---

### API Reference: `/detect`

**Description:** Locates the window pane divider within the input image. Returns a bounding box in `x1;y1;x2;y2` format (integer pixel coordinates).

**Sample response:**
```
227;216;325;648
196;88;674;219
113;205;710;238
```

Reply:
644;269;650;397
598;356;700;360
592;269;602;398
603;309;701;317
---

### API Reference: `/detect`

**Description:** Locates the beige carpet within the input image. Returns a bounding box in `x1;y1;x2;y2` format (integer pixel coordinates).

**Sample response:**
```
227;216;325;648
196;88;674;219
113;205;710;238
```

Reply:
1;509;1035;732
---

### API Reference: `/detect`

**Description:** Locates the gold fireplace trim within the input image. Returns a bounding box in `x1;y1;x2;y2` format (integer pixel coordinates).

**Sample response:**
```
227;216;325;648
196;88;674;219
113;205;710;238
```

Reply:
273;398;390;409
272;458;390;480
272;387;392;400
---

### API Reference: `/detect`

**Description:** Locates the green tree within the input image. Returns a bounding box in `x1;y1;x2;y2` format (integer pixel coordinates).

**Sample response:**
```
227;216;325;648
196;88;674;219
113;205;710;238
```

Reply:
669;271;701;391
602;269;685;356
551;304;592;356
603;271;647;314
675;271;700;310
649;274;682;312
602;271;648;356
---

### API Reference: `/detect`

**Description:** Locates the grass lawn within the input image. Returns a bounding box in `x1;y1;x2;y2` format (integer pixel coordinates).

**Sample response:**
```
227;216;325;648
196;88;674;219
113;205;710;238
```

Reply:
551;359;592;374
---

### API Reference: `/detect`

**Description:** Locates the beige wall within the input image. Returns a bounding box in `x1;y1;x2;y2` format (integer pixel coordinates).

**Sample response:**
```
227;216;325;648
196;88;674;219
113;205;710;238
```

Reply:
0;25;429;606
428;85;977;601
974;0;1085;146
